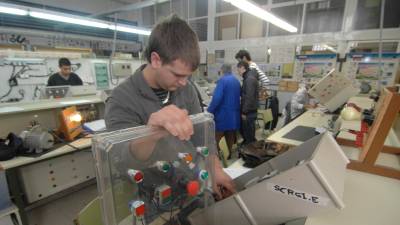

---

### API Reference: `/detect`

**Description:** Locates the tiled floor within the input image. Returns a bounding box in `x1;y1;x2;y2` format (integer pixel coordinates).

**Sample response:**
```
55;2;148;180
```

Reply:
27;184;98;225
25;125;273;225
25;123;400;225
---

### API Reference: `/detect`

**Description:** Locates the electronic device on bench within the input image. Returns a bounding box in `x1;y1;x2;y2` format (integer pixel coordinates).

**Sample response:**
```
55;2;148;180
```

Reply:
41;86;71;99
69;85;97;97
189;132;349;225
93;112;349;225
93;113;216;225
308;69;359;112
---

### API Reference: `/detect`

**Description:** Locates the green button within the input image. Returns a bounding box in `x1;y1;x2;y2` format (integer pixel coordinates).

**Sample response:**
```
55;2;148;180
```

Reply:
202;147;209;156
200;171;209;180
162;163;170;172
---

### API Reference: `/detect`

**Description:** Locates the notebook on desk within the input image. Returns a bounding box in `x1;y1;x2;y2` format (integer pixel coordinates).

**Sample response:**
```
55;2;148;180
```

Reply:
282;125;318;142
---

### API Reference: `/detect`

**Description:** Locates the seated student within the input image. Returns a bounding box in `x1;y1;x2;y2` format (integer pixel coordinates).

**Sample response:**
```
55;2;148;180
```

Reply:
47;58;83;86
282;84;316;125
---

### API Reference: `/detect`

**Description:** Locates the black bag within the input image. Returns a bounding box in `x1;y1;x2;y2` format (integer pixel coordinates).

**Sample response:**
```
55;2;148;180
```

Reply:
240;141;273;168
0;133;24;161
240;140;289;168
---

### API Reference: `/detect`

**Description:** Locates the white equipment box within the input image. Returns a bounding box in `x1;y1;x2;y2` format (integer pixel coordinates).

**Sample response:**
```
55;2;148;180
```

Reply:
18;151;95;203
308;69;359;112
190;132;349;225
70;85;97;97
111;62;133;77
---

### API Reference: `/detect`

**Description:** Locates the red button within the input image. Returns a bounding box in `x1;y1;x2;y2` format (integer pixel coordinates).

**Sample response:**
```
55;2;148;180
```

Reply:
134;172;143;183
162;188;171;198
187;181;200;197
135;204;145;216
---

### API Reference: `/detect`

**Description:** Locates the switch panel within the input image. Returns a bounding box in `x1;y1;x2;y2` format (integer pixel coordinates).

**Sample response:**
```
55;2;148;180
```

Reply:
111;63;133;77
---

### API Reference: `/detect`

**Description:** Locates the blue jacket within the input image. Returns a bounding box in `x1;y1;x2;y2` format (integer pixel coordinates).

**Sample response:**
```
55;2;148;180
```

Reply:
207;73;241;132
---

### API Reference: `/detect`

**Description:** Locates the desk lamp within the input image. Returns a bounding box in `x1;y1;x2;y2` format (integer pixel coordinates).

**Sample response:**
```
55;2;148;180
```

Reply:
58;106;83;141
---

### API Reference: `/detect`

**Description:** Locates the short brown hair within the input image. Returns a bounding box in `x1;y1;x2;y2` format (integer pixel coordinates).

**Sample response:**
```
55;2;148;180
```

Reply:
144;14;200;71
237;60;249;70
235;50;251;61
59;58;71;67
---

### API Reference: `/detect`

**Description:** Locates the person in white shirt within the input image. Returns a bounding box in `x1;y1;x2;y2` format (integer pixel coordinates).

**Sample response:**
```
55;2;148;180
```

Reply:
235;50;270;89
290;83;317;119
280;83;316;127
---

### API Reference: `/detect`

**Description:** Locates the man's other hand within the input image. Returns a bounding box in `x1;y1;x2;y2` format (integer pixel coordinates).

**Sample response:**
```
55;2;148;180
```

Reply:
212;155;236;200
148;105;194;140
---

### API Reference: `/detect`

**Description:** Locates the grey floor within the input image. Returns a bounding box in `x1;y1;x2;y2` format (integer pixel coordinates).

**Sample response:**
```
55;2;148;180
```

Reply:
25;122;275;225
27;184;98;225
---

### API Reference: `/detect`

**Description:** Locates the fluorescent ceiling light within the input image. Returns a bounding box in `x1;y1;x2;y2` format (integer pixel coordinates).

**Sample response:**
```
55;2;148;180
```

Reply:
223;0;298;33
0;3;151;36
109;25;151;36
0;6;28;16
30;11;110;29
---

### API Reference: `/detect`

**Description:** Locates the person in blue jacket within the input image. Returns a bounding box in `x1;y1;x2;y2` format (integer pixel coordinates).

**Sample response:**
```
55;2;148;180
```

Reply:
208;64;241;159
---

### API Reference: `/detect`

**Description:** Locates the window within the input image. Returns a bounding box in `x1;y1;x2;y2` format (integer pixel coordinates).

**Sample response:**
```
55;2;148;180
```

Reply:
354;0;381;30
240;13;266;39
189;0;208;18
273;0;296;3
142;6;155;27
253;0;269;6
304;0;345;33
349;42;399;53
383;0;400;28
354;0;400;30
171;0;188;19
216;0;237;13
189;18;208;41
269;4;302;36
215;14;238;40
155;2;170;23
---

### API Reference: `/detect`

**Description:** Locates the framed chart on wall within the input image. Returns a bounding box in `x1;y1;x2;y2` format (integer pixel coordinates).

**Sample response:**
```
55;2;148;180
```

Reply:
294;54;337;83
303;62;326;78
356;63;380;80
93;62;110;90
345;53;400;89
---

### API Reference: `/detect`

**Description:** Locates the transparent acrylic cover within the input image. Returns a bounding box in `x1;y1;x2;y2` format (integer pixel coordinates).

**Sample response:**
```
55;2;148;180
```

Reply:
93;113;216;225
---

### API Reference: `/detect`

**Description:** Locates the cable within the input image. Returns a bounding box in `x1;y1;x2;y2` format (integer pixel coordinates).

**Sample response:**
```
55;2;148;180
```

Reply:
71;63;82;73
0;88;12;101
0;65;16;101
33;85;41;100
151;199;169;222
48;130;82;151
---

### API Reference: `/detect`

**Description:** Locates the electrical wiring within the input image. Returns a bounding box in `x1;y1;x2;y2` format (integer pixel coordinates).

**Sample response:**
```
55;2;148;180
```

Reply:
0;88;13;101
71;63;82;73
0;66;16;101
33;85;41;100
0;58;83;102
48;130;82;151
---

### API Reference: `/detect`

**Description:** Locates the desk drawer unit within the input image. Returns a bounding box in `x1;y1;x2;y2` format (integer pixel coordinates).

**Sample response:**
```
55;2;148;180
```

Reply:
18;151;95;203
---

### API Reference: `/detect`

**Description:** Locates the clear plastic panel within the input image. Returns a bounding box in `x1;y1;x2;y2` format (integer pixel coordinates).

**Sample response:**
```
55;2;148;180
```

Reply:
93;113;216;225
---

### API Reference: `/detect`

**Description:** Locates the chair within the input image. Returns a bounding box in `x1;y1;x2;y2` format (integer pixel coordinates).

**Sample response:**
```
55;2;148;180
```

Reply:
74;197;102;225
257;109;274;134
218;137;229;168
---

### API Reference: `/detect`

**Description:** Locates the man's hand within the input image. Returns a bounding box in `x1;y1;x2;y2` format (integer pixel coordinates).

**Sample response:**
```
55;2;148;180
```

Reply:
148;105;194;140
241;114;246;120
305;103;317;109
212;155;235;200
